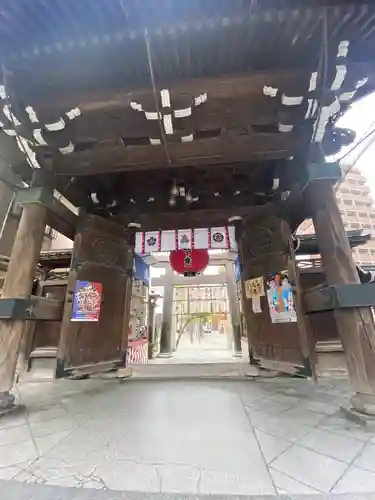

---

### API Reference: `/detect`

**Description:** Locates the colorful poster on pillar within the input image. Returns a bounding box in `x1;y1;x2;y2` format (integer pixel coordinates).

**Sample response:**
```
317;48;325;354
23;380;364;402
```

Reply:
71;281;103;322
266;271;296;323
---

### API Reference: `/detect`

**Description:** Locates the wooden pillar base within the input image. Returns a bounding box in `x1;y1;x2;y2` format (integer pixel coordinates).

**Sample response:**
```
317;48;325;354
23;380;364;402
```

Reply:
0;321;25;393
157;352;173;359
309;181;375;404
0;390;15;414
350;393;375;417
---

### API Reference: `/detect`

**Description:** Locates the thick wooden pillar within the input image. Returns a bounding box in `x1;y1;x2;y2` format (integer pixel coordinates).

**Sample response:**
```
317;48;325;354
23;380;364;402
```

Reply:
158;266;173;357
0;203;47;409
310;182;375;413
225;261;242;356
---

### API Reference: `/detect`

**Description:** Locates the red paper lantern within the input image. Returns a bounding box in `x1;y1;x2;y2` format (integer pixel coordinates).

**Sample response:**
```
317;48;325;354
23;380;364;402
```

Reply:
169;249;209;275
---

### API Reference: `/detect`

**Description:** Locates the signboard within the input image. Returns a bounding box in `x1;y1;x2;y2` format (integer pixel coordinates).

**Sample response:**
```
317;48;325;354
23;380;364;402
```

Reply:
245;277;265;299
71;280;103;322
266;271;296;323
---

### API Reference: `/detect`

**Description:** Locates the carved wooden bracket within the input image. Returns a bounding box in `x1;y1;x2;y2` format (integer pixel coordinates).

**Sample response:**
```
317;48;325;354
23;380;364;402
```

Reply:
15;187;77;240
240;213;290;280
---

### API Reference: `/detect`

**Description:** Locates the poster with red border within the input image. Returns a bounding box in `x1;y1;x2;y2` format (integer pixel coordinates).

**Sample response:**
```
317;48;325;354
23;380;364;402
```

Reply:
71;281;103;322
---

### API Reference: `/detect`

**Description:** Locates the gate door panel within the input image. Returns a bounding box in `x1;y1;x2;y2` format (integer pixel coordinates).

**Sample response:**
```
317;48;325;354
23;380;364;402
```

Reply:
245;259;315;377
56;215;132;377
241;216;315;377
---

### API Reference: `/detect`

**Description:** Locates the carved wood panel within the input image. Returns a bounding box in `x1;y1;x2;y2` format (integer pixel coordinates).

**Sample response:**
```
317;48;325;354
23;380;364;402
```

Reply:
57;215;132;376
240;214;289;281
245;294;310;375
241;220;314;377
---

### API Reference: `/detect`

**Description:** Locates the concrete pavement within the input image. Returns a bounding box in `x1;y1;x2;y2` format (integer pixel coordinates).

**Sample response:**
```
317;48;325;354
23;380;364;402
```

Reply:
1;375;375;496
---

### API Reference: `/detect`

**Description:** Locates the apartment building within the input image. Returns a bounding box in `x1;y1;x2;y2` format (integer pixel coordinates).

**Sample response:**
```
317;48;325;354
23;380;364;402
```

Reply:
298;167;375;264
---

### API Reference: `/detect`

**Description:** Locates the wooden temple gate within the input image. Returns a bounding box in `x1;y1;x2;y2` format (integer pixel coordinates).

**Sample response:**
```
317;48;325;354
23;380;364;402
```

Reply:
0;0;375;416
0;228;371;382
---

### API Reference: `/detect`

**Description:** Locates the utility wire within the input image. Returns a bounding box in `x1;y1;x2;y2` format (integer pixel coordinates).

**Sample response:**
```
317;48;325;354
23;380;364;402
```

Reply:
144;27;172;165
337;121;375;164
118;0;172;165
335;126;375;192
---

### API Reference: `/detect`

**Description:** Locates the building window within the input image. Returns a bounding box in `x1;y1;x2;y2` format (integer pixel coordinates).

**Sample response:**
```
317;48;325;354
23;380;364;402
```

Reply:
343;199;353;206
44;226;58;240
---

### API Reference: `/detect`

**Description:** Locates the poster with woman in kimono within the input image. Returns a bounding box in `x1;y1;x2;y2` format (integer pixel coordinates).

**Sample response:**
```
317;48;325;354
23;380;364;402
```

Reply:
266;271;297;323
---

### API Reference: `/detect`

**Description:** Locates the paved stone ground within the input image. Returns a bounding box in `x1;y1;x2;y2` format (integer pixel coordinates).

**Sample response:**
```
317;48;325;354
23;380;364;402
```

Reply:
2;483;375;500
1;375;375;496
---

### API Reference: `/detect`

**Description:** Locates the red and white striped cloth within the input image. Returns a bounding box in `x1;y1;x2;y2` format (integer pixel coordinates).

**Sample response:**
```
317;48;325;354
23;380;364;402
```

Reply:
135;226;236;255
126;339;148;365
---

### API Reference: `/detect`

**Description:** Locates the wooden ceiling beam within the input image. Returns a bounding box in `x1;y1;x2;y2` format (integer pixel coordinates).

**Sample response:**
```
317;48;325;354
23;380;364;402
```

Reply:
70;99;282;143
115;205;270;232
91;193;266;218
20;69;309;111
53;132;296;175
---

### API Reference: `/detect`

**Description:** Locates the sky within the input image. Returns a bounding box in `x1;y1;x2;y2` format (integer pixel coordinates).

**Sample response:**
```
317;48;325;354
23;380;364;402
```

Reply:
334;92;375;198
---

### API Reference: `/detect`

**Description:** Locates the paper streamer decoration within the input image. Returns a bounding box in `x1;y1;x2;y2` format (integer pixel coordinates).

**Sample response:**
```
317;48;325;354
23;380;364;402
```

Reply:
252;295;262;314
244;277;264;315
